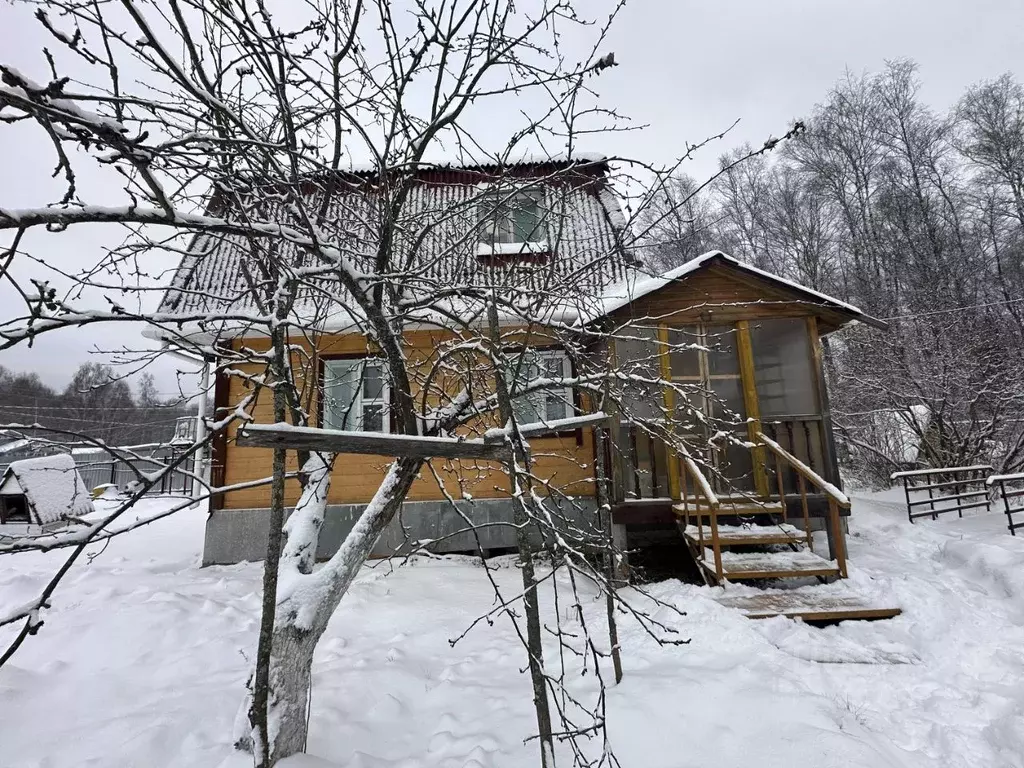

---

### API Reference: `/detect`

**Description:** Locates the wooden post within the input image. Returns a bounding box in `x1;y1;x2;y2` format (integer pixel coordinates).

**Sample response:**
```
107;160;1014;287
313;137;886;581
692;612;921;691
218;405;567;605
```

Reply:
681;463;689;521
657;325;681;502
797;473;812;552
709;505;723;582
735;320;767;498
807;317;842;490
774;453;787;523
902;477;914;524
828;497;848;578
628;425;641;499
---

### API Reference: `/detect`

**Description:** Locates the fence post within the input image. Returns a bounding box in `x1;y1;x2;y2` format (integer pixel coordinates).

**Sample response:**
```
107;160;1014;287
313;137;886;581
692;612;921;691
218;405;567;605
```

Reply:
903;477;913;524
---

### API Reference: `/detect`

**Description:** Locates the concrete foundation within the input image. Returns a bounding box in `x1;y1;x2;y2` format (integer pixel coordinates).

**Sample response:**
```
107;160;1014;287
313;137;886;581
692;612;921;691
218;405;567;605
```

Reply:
203;496;600;565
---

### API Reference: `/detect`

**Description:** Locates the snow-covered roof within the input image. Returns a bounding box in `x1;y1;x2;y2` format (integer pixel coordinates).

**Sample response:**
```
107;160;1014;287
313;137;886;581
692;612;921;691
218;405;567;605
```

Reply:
155;157;631;331
0;438;30;456
1;453;94;524
592;251;884;328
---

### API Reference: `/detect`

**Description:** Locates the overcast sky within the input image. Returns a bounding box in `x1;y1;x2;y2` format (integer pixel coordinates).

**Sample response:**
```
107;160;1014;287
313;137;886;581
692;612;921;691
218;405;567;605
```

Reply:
1;0;1022;396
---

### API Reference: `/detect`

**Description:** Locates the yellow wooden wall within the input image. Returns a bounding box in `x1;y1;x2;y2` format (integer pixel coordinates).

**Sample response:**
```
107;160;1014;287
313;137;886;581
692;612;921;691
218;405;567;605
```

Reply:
217;329;597;509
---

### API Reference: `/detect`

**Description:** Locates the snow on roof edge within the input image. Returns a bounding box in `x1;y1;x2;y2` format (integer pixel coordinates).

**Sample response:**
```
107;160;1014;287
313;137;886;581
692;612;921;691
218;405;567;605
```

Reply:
335;152;610;175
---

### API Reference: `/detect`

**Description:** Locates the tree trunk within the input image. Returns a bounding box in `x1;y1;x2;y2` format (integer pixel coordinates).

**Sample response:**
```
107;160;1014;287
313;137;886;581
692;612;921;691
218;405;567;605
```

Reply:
485;299;556;768
255;455;424;764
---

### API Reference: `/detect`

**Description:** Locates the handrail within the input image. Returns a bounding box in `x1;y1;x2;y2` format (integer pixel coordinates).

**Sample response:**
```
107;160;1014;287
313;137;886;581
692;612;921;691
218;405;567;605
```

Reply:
892;464;992;480
757;432;850;509
987;471;1024;486
676;453;722;582
757;430;848;578
680;455;719;509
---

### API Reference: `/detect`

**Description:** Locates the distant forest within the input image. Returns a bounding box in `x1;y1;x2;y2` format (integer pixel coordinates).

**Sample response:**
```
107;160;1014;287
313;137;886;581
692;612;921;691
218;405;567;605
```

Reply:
0;363;195;447
639;60;1024;481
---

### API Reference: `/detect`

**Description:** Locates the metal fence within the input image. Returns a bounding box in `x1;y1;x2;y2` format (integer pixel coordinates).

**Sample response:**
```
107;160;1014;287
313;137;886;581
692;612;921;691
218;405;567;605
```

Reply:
891;464;993;522
1;443;196;497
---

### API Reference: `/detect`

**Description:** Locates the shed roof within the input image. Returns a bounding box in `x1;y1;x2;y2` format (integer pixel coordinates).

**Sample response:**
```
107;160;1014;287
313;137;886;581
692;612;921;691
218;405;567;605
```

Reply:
1;453;94;524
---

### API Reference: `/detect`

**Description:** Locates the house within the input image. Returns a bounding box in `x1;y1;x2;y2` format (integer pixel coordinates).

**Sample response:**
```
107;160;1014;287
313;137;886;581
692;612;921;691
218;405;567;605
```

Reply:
151;156;889;610
0;453;94;534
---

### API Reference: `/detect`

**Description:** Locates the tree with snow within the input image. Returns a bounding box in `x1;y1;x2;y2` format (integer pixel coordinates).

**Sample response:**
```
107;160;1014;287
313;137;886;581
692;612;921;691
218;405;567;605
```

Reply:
0;1;804;765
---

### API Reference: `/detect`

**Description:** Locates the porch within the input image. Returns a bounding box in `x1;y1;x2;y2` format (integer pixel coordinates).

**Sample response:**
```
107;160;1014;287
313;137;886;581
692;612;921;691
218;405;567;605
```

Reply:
606;313;864;599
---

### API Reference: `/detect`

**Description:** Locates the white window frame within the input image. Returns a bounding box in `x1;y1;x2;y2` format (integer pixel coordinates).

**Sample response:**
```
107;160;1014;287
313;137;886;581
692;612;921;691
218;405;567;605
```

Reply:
476;187;548;253
322;358;390;433
507;348;575;426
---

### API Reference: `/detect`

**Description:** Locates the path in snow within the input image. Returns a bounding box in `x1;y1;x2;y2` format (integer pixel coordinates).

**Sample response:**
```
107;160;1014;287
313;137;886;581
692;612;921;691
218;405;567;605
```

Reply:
0;491;1022;767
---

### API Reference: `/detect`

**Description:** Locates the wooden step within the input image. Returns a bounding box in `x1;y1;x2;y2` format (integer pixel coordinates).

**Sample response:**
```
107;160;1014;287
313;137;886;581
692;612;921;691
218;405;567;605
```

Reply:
698;549;840;581
713;592;902;622
673;500;786;518
682;522;805;547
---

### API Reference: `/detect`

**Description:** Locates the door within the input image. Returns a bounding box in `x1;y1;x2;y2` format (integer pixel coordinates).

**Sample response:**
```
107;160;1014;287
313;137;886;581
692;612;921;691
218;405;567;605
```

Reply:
666;324;755;493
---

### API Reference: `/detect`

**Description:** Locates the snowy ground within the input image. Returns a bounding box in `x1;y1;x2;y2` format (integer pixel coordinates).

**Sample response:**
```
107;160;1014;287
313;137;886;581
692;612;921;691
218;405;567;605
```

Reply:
1;490;1023;768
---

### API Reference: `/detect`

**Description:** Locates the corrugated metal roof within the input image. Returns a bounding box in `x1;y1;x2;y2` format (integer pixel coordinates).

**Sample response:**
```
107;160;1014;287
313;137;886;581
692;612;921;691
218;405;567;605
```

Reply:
156;160;631;325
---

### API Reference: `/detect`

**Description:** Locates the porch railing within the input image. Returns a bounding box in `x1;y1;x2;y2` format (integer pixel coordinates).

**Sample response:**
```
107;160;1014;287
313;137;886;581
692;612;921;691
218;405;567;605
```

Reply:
761;416;828;495
618;423;670;500
677;454;723;580
758;432;848;578
619;417;832;503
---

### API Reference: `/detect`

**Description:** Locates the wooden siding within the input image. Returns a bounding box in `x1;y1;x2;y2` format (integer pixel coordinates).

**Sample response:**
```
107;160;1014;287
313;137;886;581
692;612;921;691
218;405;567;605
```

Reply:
218;329;596;510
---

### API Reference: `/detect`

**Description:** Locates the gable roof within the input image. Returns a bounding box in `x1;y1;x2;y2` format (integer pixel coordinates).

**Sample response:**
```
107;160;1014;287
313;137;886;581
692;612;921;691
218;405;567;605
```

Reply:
0;453;94;524
153;157;632;337
592;250;886;330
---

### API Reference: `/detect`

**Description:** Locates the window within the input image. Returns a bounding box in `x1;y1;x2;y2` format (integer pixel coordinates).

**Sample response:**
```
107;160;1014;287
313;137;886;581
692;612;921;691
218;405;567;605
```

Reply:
506;349;574;425
322;358;390;432
0;495;30;524
614;325;661;423
750;318;819;417
478;189;546;247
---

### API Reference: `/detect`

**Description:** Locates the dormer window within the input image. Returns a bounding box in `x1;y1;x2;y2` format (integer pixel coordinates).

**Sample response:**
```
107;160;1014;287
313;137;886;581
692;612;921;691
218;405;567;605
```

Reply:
477;189;548;258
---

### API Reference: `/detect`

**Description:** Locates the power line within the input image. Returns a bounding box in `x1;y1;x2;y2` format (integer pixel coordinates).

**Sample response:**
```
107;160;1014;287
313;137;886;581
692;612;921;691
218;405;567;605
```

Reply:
880;296;1024;321
0;413;183;428
0;403;192;413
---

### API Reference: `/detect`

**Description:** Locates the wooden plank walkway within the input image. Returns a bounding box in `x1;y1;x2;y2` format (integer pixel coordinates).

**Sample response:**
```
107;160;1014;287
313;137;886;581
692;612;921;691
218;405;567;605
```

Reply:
713;591;902;622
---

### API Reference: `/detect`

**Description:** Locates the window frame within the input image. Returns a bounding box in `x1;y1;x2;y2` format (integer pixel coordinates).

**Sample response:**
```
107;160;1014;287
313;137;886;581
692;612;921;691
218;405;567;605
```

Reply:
476;187;549;253
0;495;31;525
504;346;579;438
320;355;392;433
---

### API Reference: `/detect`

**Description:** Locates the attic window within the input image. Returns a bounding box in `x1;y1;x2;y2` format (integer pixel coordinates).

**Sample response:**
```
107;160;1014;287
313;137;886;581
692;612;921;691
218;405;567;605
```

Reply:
477;189;548;258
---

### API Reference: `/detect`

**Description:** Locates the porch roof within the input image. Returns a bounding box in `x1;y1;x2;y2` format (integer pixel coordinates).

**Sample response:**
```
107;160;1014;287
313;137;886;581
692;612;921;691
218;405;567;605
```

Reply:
592;251;888;330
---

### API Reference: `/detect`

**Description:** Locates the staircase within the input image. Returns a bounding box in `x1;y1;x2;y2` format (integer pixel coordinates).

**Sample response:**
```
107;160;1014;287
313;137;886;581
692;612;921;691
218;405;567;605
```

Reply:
673;437;849;587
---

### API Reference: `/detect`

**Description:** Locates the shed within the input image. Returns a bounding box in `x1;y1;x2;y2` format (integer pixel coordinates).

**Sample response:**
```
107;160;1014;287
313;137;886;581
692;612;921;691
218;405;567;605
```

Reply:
0;453;94;529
